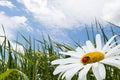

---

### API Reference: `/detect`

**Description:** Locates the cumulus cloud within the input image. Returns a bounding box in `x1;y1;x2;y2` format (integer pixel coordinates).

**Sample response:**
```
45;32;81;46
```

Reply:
0;11;32;53
17;0;120;43
102;0;120;26
0;0;15;8
18;0;120;29
17;0;67;28
0;11;32;40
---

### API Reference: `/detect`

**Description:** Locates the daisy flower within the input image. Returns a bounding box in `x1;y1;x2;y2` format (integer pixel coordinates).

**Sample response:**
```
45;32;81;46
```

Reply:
51;34;120;80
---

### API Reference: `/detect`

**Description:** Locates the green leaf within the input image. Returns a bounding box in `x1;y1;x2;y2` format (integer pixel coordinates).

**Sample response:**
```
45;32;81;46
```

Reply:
0;69;29;80
20;34;30;44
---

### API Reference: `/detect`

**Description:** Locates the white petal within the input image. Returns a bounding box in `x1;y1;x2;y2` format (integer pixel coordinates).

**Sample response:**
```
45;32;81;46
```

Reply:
105;56;120;60
62;64;83;80
76;47;85;55
53;63;82;75
92;63;102;80
92;63;106;80
100;58;120;69
51;58;79;65
58;72;64;80
60;51;82;58
82;46;89;53
98;63;106;79
105;44;120;57
109;40;120;48
96;34;102;51
102;35;117;51
103;46;111;54
86;40;95;52
78;64;91;80
78;76;86;80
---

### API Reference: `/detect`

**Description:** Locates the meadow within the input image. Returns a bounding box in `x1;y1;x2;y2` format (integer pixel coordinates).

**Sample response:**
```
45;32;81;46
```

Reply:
0;22;120;80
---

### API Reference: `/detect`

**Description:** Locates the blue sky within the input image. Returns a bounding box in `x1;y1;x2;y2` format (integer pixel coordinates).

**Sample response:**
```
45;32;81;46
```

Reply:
0;0;120;49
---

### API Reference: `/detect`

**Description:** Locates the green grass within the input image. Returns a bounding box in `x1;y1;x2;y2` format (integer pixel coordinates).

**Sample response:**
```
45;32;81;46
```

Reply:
0;22;120;80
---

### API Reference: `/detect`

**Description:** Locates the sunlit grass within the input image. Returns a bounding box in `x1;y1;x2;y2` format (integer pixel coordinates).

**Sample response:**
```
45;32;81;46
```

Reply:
0;22;120;80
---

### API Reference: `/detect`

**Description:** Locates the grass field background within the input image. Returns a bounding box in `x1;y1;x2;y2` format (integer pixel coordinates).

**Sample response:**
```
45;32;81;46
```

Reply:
0;22;120;80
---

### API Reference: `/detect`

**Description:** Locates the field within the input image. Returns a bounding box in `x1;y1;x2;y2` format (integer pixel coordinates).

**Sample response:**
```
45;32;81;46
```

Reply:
0;23;120;80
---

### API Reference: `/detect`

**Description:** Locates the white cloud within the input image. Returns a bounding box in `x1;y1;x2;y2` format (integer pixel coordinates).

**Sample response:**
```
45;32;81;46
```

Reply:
0;11;32;54
18;0;120;29
0;0;15;8
0;11;32;40
17;0;120;43
102;0;120;26
17;0;67;28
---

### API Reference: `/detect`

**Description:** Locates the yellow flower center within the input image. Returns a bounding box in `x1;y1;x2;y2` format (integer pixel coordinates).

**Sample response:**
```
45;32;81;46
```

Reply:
81;51;104;64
